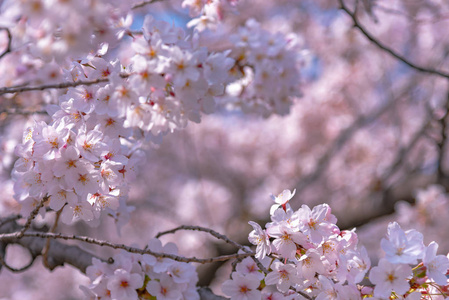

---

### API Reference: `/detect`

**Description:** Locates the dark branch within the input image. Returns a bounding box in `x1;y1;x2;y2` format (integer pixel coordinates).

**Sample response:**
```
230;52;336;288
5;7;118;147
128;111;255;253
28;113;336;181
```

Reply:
0;78;109;96
17;196;49;239
0;27;12;60
156;225;270;275
0;220;99;273
132;0;163;9
436;88;449;183
0;253;34;272
339;0;449;79
0;218;230;299
0;230;255;264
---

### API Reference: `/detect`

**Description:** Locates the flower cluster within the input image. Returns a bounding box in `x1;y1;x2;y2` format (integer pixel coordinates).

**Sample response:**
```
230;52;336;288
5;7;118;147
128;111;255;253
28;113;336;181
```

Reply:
222;189;449;299
183;0;240;31
82;238;199;300
11;73;140;227
10;13;306;230
369;222;449;299
9;16;233;228
125;15;235;139
1;0;133;61
224;19;303;117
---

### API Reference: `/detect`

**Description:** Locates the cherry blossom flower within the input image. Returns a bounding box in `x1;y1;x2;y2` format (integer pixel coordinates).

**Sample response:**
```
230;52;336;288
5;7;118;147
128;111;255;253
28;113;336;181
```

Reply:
248;220;271;259
298;249;325;280
422;241;449;285
295;204;338;244
381;222;424;264
265;261;300;293
107;269;143;300
235;257;265;281
146;274;182;300
369;259;412;298
346;246;371;284
222;273;262;300
267;223;307;259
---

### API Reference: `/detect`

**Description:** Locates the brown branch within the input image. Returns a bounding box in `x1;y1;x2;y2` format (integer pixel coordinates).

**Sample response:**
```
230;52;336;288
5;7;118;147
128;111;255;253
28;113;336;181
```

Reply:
0;27;12;60
0;220;99;273
0;218;231;299
42;208;63;269
156;226;313;299
0;72;132;96
0;109;47;115
338;0;449;79
436;89;449;183
0;252;34;272
156;225;247;249
0;78;109;96
17;196;49;239
0;230;254;264
156;225;269;273
132;0;164;9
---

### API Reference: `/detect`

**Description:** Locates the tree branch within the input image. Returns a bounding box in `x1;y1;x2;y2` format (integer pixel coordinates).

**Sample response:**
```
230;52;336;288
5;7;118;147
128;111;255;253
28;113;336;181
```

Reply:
338;0;449;79
0;230;255;264
42;207;63;269
436;88;449;183
17;196;48;239
132;0;164;9
0;27;12;60
0;78;109;96
0;220;99;273
0;218;230;299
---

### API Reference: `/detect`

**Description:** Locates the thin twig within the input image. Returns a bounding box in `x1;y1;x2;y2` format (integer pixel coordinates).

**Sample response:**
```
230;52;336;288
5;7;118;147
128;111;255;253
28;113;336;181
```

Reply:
0;27;12;60
338;0;449;79
42;208;63;269
156;226;312;299
132;0;164;9
0;218;101;273
375;3;449;24
0;253;34;272
156;225;245;249
0;231;254;264
0;72;131;96
156;225;269;274
0;109;47;115
436;89;449;183
0;78;109;96
0;215;21;228
17;196;49;239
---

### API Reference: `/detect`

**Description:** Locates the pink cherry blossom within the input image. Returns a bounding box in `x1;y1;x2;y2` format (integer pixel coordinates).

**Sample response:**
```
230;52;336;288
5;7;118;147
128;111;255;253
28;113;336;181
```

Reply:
248;220;271;259
381;222;424;264
222;273;262;300
369;259;412;298
422;242;449;285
